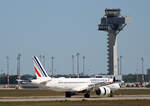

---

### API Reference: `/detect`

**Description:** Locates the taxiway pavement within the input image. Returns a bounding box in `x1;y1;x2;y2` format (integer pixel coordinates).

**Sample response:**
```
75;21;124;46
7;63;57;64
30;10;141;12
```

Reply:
0;95;150;102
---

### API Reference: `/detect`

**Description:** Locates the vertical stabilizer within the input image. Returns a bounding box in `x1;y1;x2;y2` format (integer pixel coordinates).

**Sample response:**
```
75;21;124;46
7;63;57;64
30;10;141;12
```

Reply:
32;56;49;78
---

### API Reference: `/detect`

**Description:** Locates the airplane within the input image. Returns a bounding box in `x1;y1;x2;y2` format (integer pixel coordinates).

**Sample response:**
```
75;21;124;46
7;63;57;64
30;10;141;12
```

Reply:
30;56;120;98
16;78;33;84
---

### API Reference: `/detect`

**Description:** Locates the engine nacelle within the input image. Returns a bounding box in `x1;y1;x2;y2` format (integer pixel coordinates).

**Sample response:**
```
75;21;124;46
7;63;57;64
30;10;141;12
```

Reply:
96;86;111;96
96;87;105;95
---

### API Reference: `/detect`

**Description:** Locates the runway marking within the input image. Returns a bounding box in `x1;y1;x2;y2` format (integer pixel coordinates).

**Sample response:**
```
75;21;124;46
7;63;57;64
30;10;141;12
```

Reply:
0;95;150;102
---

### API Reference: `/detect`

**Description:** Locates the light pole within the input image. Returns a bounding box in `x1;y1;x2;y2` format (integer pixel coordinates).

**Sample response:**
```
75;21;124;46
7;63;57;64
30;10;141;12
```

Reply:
72;55;75;76
17;53;21;88
136;68;139;83
76;53;80;78
120;56;122;75
51;56;54;77
6;56;9;87
43;55;45;68
83;56;85;75
141;57;144;86
117;57;119;75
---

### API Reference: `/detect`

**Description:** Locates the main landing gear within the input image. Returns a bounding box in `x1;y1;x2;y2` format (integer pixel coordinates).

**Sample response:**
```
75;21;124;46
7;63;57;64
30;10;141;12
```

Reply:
65;92;90;98
65;92;72;98
84;93;90;98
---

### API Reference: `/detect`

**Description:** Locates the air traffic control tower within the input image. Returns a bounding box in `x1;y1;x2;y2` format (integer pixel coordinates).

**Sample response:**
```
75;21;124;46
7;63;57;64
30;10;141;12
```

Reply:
98;9;131;76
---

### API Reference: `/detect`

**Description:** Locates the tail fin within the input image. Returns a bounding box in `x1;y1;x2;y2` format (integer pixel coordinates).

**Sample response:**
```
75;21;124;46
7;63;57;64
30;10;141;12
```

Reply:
32;56;49;78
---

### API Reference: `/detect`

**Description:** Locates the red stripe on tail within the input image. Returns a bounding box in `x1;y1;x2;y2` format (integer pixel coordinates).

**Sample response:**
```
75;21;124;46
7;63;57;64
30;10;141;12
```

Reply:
34;66;41;77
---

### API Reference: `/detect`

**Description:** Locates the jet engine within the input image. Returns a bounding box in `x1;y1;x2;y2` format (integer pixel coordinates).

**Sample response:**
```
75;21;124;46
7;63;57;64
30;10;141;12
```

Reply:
96;86;111;96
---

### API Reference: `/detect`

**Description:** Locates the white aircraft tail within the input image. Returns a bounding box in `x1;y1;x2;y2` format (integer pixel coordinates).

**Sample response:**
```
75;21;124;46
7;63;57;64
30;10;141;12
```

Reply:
32;56;49;78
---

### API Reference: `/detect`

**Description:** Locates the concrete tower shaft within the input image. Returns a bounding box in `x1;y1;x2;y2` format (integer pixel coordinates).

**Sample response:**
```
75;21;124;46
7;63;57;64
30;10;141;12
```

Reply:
107;32;117;75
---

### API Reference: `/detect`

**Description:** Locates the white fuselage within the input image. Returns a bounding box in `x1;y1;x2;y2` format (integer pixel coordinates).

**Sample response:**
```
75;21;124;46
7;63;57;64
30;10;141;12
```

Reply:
31;77;113;92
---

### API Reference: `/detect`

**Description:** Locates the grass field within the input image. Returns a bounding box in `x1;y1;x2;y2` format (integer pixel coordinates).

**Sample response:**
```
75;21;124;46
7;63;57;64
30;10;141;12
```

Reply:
0;88;150;97
115;88;150;95
0;100;150;106
0;89;64;97
0;89;150;106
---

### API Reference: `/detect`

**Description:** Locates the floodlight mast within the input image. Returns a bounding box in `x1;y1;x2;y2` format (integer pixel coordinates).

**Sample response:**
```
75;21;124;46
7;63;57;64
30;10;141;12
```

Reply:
98;8;130;76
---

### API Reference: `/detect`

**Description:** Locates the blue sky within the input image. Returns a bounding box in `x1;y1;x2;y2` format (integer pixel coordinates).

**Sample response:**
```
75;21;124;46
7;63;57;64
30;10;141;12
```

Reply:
0;0;150;75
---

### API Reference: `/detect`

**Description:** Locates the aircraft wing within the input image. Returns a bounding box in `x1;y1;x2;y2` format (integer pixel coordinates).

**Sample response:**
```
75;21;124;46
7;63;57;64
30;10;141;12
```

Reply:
73;82;112;92
88;82;112;90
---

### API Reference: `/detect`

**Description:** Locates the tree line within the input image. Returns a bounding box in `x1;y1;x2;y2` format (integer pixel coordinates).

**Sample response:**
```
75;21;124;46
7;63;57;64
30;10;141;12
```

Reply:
0;74;150;84
123;74;150;83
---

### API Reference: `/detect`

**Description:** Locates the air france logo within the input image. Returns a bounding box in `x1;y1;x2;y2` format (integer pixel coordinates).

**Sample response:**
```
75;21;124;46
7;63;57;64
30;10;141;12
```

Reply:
90;78;108;83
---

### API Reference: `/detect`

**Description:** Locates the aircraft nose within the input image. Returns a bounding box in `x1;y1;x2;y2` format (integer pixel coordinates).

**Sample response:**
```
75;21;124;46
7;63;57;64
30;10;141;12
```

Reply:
114;83;120;89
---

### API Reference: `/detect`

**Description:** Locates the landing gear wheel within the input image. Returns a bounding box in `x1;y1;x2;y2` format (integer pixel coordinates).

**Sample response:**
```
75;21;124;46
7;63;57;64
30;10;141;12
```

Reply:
84;93;90;98
65;92;71;98
109;91;114;97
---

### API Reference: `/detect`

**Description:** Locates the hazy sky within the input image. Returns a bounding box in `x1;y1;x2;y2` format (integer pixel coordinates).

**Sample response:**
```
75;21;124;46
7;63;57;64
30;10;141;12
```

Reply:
0;0;150;75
